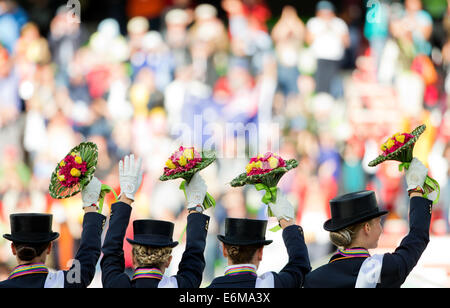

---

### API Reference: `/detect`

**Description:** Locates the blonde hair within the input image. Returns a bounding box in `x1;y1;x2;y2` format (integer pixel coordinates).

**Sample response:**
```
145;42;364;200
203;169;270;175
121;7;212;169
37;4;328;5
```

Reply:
329;221;367;249
132;245;172;269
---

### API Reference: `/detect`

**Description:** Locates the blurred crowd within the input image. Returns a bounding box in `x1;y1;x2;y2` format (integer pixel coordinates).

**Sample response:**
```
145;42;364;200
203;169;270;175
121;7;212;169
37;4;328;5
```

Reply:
0;0;450;286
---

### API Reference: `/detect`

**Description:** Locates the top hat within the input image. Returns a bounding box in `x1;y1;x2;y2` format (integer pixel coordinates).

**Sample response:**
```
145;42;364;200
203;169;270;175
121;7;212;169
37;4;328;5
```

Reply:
217;218;273;246
126;219;178;248
323;191;388;232
3;213;60;244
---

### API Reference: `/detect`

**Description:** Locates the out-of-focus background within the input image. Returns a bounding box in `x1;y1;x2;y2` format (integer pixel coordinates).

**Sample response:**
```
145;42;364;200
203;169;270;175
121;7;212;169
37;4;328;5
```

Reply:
0;0;449;287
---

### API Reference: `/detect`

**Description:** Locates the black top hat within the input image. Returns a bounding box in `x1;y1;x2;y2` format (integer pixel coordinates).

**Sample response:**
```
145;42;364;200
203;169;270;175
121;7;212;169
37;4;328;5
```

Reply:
217;218;273;246
126;219;178;248
323;191;388;232
3;213;60;244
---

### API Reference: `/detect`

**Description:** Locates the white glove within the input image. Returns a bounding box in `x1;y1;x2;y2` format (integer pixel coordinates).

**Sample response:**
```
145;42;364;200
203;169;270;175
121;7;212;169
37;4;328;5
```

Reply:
405;158;428;191
268;189;295;221
81;176;102;208
185;173;207;211
119;154;144;201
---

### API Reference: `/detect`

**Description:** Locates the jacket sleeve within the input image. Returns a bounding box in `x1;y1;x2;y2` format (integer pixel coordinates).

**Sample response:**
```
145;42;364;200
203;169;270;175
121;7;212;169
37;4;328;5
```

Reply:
175;212;210;288
100;202;133;288
272;224;312;288
379;196;432;287
64;212;106;288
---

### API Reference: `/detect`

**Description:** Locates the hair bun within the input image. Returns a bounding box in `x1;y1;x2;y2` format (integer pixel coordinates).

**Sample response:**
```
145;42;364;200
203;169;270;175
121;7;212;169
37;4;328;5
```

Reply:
329;229;352;248
17;246;38;261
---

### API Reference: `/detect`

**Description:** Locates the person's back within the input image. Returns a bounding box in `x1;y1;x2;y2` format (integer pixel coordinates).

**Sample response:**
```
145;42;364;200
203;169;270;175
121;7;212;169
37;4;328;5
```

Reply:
207;191;311;288
101;158;210;288
304;158;436;288
0;186;106;289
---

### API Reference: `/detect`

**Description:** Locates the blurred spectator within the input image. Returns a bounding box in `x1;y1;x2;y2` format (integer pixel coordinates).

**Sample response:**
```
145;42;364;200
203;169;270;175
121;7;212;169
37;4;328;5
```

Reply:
127;16;150;59
136;30;175;91
0;45;20;128
403;0;434;56
223;0;272;74
271;5;304;96
190;4;229;54
222;0;271;33
126;0;166;30
164;8;191;67
306;1;350;98
130;67;164;115
0;0;27;53
339;138;366;194
48;6;88;85
214;58;257;124
341;1;363;69
188;4;229;85
364;0;390;72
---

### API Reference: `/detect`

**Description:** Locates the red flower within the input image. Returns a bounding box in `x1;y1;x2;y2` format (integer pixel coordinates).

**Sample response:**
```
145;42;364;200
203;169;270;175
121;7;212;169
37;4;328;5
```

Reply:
163;146;202;176
58;154;87;187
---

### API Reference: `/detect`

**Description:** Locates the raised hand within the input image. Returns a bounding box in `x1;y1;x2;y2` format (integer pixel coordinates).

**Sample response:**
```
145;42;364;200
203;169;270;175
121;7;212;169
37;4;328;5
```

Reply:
405;158;428;192
185;173;208;212
269;189;295;222
119;154;144;201
81;176;102;210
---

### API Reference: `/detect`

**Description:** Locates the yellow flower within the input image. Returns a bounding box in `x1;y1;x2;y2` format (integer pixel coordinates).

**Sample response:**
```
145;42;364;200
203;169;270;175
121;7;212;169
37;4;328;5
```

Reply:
268;157;279;169
165;159;176;169
74;155;83;164
246;163;254;173
183;149;194;160
178;155;187;166
380;143;387;151
57;172;65;182
71;152;78;157
59;160;66;167
385;139;395;149
395;134;405;143
70;168;81;177
254;161;262;169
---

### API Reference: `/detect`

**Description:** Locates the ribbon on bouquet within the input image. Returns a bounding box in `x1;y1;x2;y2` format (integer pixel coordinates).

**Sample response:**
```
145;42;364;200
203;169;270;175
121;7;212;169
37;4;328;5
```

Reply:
98;184;118;214
398;162;440;205
254;183;282;232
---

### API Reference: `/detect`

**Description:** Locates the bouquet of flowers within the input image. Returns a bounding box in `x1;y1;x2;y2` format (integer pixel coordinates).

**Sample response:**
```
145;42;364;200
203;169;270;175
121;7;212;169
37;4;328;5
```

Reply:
231;152;298;229
368;124;440;203
160;146;216;210
49;142;117;212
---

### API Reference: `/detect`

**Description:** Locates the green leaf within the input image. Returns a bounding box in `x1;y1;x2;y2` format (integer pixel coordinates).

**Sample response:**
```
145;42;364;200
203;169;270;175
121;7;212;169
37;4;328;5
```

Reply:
269;225;282;232
203;192;216;209
423;176;440;205
98;184;118;214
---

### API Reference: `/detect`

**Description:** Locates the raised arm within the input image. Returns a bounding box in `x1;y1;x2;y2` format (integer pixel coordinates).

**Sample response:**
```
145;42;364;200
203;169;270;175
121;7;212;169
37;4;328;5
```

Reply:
101;155;143;288
64;177;106;288
268;190;311;288
100;198;133;288
174;173;210;288
379;158;434;287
